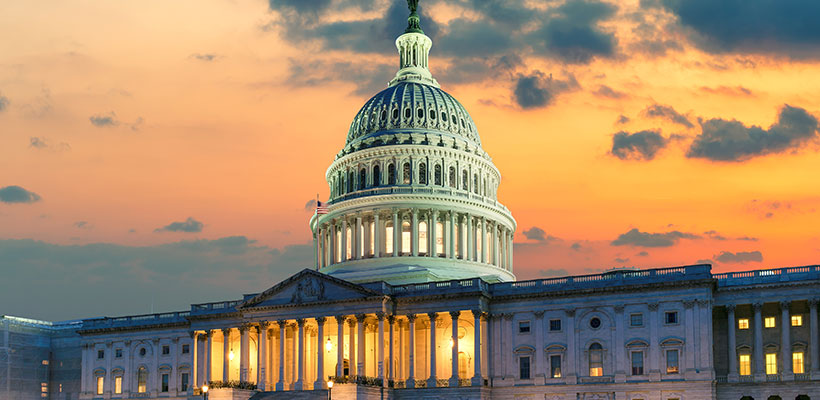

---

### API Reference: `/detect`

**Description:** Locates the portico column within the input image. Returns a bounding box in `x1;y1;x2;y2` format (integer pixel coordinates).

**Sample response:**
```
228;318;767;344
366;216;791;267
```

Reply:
727;305;739;381
392;210;400;257
348;318;357;377
314;317;325;389
276;321;286;391
335;316;345;377
239;325;250;382
753;302;765;380
810;299;820;376
430;210;438;257
781;301;793;378
258;322;269;390
411;209;419;256
356;314;366;376
480;217;487;263
341;219;348;261
472;310;483;386
427;312;438;387
407;314;416;388
448;212;455;259
295;319;305;390
466;215;474;261
377;313;386;386
205;330;213;383
564;309;576;382
373;212;381;257
388;316;395;385
222;328;231;381
449;311;460;386
191;332;199;390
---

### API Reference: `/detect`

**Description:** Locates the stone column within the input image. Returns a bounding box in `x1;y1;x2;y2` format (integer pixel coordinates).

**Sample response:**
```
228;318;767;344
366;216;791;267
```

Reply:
507;232;514;269
411;209;419;256
563;310;575;383
392;210;400;257
373;212;381;257
781;301;793;379
388;316;395;385
480;219;487;263
335;315;345;378
614;306;626;382
355;215;363;259
407;314;416;388
684;300;696;375
449;311;460;386
753;302;764;380
472;310;483;386
504;313;514;379
448;212;456;259
221;328;231;382
648;303;660;381
314;317;325;389
329;223;336;264
348;318;357;377
727;305;739;381
341;219;348;261
205;330;213;383
239;325;249;382
466;215;474;261
191;332;199;390
258;322;269;390
492;225;499;265
427;312;438;387
356;314;366;376
430;210;438;257
276;321;286;391
377;313;386;386
295;319;305;390
810;299;820;377
153;338;160;395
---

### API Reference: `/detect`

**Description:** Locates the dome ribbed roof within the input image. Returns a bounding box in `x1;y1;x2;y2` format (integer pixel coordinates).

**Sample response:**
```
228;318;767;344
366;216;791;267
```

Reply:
345;82;481;147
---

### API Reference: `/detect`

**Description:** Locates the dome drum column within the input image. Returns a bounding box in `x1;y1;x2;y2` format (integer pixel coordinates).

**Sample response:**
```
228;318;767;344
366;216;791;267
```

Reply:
466;215;474;262
448;211;456;259
411;209;419;257
429;210;437;258
373;211;381;258
355;214;363;260
480;217;487;264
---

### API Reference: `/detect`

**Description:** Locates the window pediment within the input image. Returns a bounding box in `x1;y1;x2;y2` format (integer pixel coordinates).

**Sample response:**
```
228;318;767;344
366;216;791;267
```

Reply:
660;337;684;347
626;339;649;348
545;343;566;353
514;345;535;354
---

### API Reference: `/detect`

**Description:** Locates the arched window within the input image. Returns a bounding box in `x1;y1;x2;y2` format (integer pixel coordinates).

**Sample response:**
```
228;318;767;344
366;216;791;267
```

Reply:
392;108;399;120
368;222;375;256
430;109;437;120
473;174;479;194
401;221;411;254
434;164;442;185
403;162;411;184
417;108;424;119
137;367;148;393
380;110;387;121
418;163;427;185
449;167;456;188
418;221;428;255
359;168;366;190
462;170;468;191
385;222;394;254
589;343;603;377
348;171;354;193
388;163;396;185
373;165;381;187
404;108;411;119
345;227;352;260
475;222;482;261
436;221;444;256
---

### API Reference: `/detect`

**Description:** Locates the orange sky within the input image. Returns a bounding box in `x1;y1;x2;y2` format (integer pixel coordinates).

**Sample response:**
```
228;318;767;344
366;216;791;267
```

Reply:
2;0;820;319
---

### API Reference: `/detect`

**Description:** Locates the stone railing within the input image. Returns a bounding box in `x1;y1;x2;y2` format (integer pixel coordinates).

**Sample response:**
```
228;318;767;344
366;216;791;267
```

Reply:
328;186;509;212
794;373;810;381
765;374;781;382
190;300;244;315
714;265;820;287
715;376;728;383
391;277;490;296
81;311;190;330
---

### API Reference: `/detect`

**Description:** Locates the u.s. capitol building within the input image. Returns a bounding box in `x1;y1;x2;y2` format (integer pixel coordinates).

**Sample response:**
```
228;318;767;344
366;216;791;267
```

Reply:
3;3;819;400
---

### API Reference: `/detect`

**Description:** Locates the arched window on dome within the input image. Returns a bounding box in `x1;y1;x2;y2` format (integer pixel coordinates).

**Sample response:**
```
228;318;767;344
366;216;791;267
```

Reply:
403;162;411;185
345;226;353;260
418;162;427;185
385;221;394;255
401;221;411;255
451;114;457;124
359;168;367;190
418;221;428;255
372;165;381;187
380;109;387;122
430;109;437;120
442;111;448;124
348;171;355;193
462;170;469;191
392;108;399;120
473;174;479;194
434;164;442;186
388;163;396;185
449;166;456;188
404;108;412;119
417;108;424;119
589;343;604;377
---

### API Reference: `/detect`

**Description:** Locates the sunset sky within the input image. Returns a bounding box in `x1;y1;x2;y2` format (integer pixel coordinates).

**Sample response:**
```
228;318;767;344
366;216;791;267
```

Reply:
2;0;820;321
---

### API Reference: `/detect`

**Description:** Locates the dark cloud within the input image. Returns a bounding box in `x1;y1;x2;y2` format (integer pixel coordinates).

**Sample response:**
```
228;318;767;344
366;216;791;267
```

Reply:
29;137;48;149
0;94;8;112
73;221;92;230
699;86;753;97
659;0;820;58
642;104;693;128
89;112;119;127
713;250;763;264
190;53;220;62
0;185;41;204
614;257;630;263
0;237;313;320
570;242;582;251
522;226;559;242
155;217;204;233
513;71;579;109
282;58;394;97
687;105;820;162
29;137;70;151
611;130;668;161
704;230;727;241
611;228;700;247
304;199;317;211
616;114;630;124
593;85;626;99
636;251;649;257
529;0;618;64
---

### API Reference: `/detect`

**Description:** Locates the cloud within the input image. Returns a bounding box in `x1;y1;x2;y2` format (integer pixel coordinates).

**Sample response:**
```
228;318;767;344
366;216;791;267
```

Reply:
659;0;820;58
29;137;70;151
614;257;630;263
155;217;204;233
89;112;120;127
73;221;93;230
713;250;763;264
616;114;630;124
304;199;317;211
0;185;41;204
0;237;313;320
282;58;394;97
642;104;693;128
611;228;700;247
529;0;618;64
190;53;221;62
0;93;8;112
636;251;649;257
29;137;48;149
570;242;582;251
522;226;559;242
699;86;753;97
686;104;820;162
513;71;579;109
593;85;626;99
611;130;669;161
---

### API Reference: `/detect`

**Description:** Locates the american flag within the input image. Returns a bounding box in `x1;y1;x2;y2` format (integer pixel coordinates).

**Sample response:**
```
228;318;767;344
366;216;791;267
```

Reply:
316;201;329;215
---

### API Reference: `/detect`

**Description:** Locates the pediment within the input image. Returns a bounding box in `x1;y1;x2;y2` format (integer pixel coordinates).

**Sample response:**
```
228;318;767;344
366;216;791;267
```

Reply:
239;269;381;309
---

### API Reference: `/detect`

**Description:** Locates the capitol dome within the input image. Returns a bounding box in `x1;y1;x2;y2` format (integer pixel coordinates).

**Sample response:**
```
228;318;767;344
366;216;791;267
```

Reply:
310;5;516;285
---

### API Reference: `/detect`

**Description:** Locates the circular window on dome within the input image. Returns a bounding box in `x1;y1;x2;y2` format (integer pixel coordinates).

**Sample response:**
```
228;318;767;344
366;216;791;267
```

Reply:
417;108;424;119
430;109;436;120
590;317;601;329
405;108;411;119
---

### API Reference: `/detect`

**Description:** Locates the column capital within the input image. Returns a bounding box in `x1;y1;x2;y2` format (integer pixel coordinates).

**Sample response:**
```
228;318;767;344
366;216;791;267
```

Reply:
697;299;711;307
355;313;367;322
449;310;460;319
375;312;385;321
752;302;763;312
427;311;438;321
387;315;395;324
726;304;736;313
316;316;326;325
334;315;346;323
205;330;213;338
502;313;513;321
565;308;576;317
296;318;305;327
471;309;484;318
221;327;232;335
258;321;271;330
277;320;287;328
197;335;207;342
407;313;417;323
238;323;251;333
613;306;624;314
683;300;695;309
809;298;820;308
779;300;790;310
648;303;659;311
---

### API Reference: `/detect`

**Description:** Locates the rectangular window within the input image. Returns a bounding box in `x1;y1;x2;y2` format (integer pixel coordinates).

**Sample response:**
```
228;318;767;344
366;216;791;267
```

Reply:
182;344;190;354
666;349;679;374
630;313;643;327
738;318;749;329
518;321;530;333
631;351;644;375
42;360;49;365
115;348;122;358
519;356;531;380
385;225;394;254
162;345;170;355
793;352;804;374
161;373;169;392
791;315;803;326
589;350;603;377
181;373;189;392
549;319;562;331
665;311;678;325
765;316;776;328
115;376;122;394
550;355;562;378
765;353;777;374
41;383;47;393
739;354;751;375
370;222;375;256
96;376;104;395
97;349;104;359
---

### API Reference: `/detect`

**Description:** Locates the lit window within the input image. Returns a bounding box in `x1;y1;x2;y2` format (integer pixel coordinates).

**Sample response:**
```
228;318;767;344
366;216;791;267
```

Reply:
518;321;530;333
549;319;561;331
631;351;644;375
791;315;802;326
739;354;751;375
42;360;49;365
666;350;679;374
665;311;678;325
345;227;352;260
418;221;428;255
435;221;444;256
369;222;375;256
589;343;603;376
630;313;643;327
550;355;562;378
765;353;777;374
793;352;804;374
385;223;394;254
41;383;47;393
115;376;122;394
765;317;776;328
401;221;411;254
138;367;148;393
97;376;104;395
738;318;749;329
519;356;531;379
